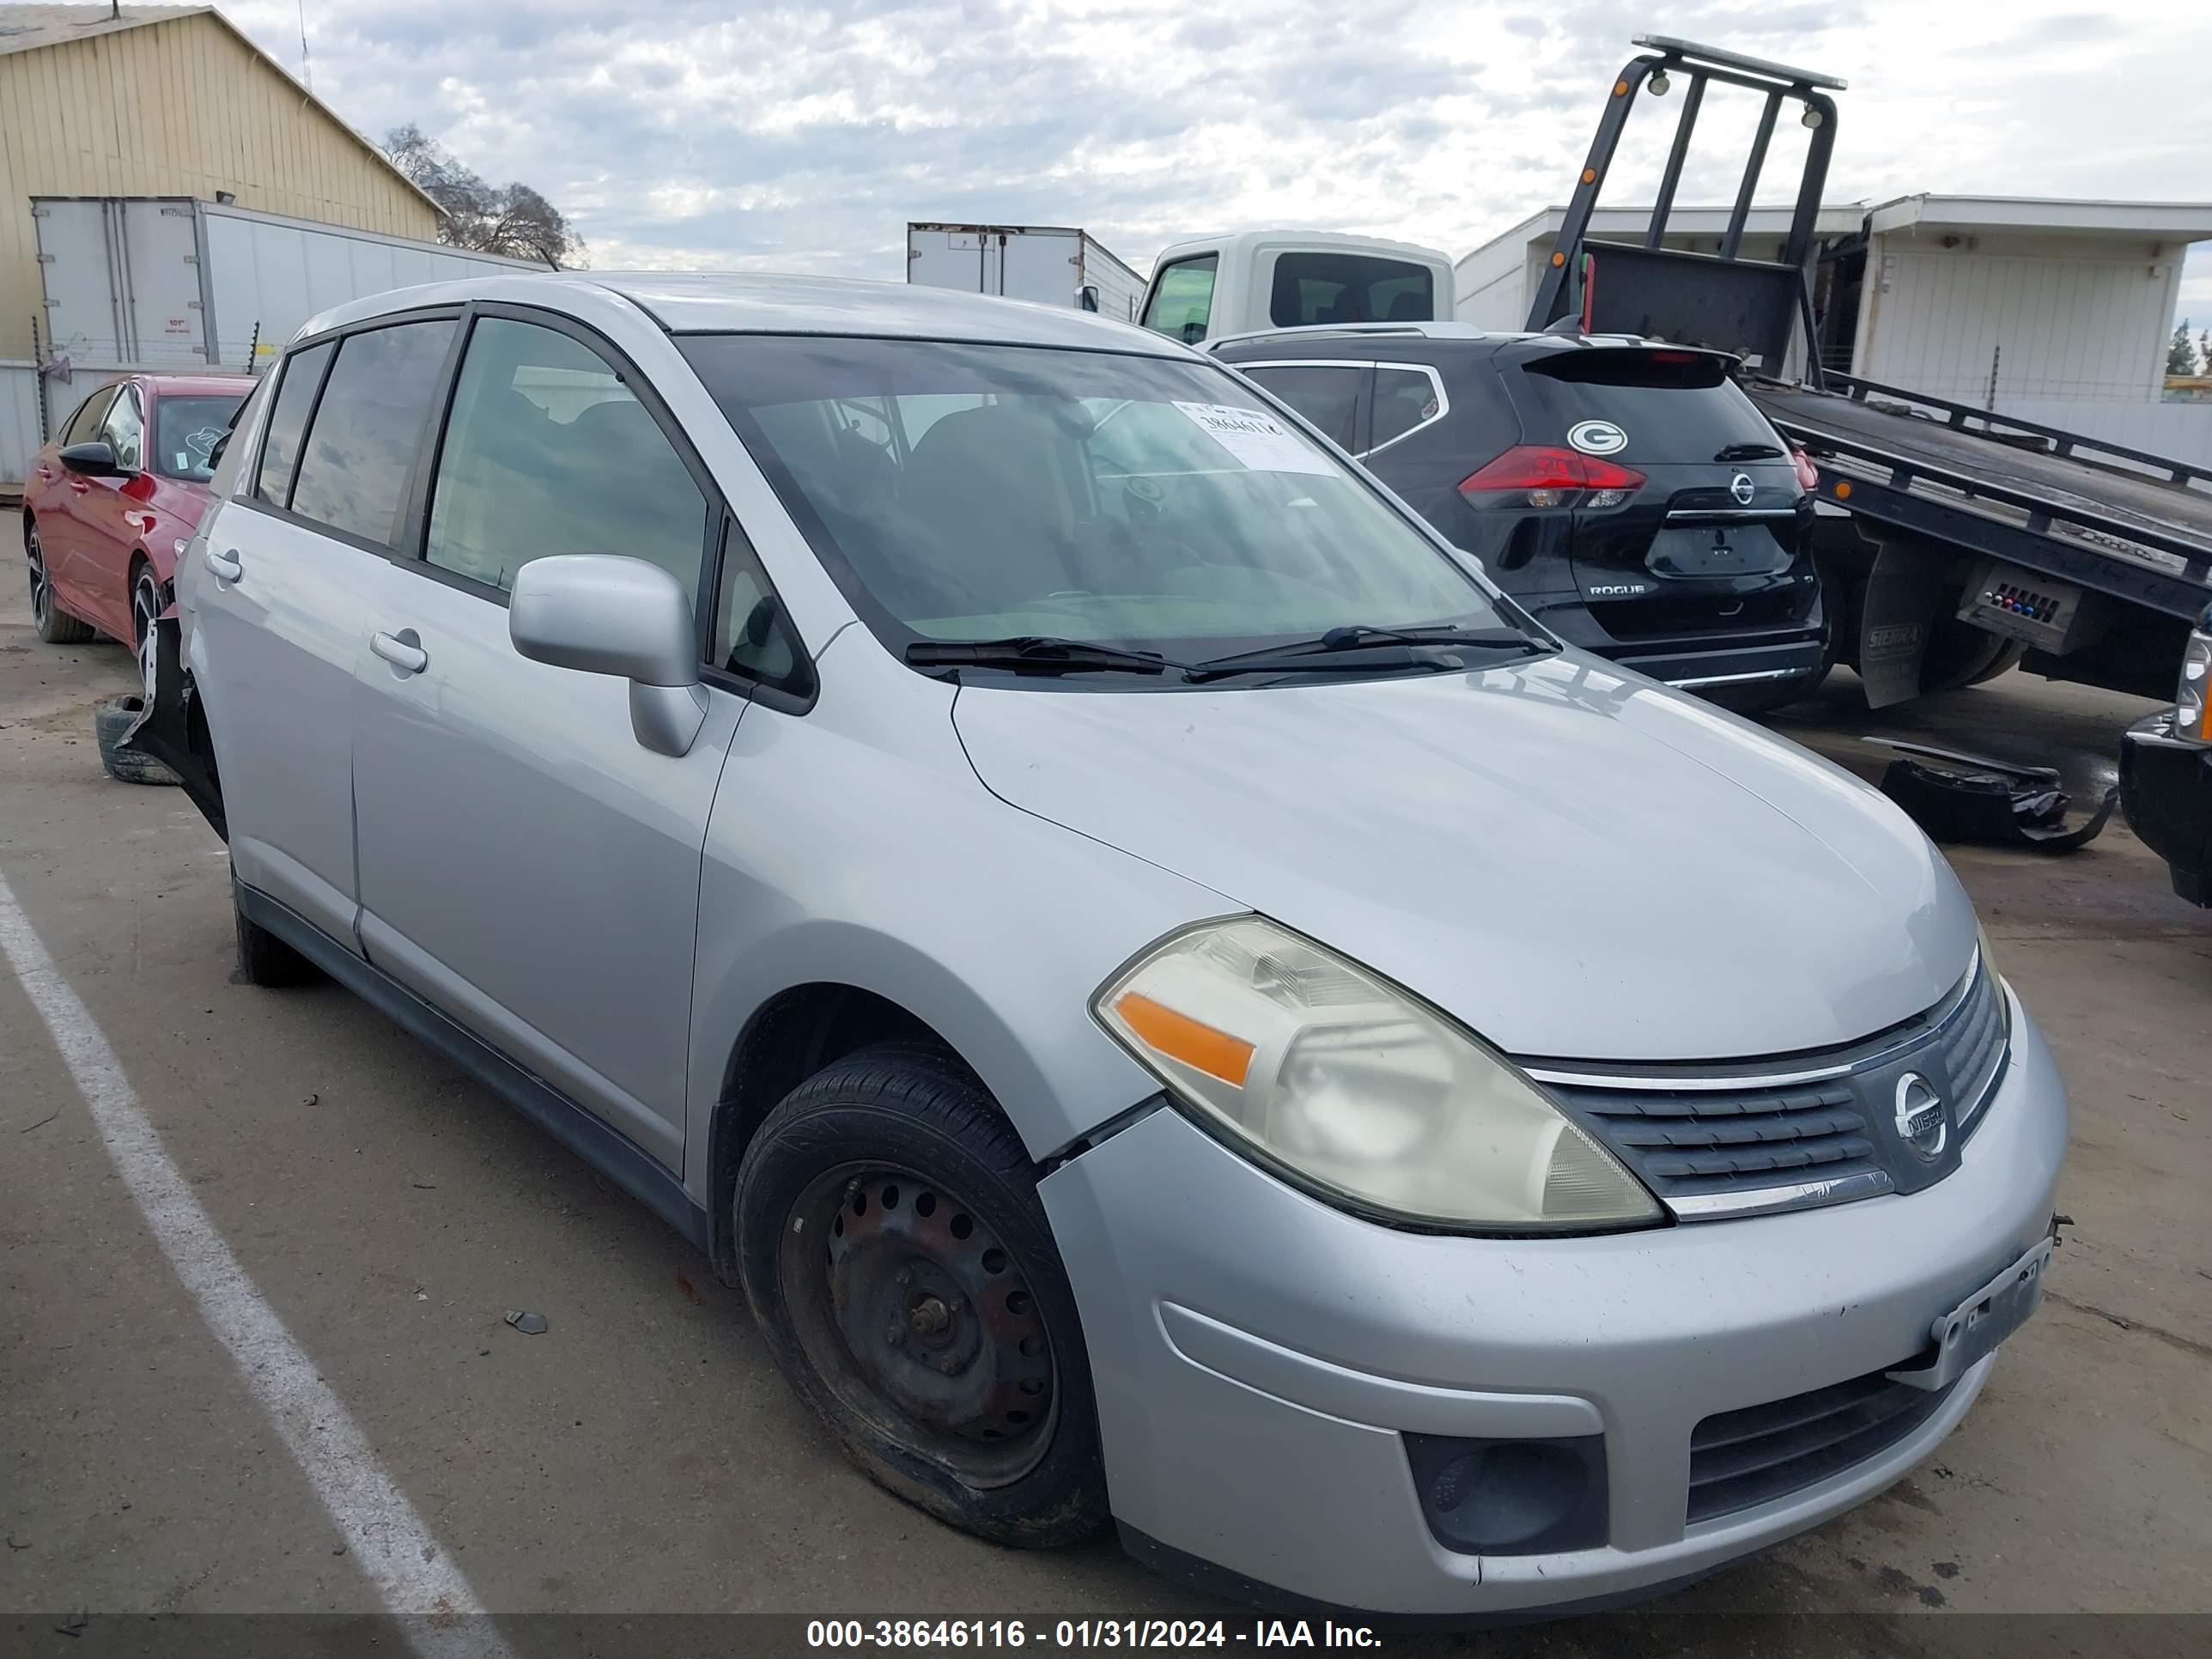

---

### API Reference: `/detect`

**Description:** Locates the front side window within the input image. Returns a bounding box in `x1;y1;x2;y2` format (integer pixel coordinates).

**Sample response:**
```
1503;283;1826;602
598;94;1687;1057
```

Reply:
423;317;709;601
256;341;333;508
679;335;1508;677
1267;253;1434;327
1140;256;1218;344
289;320;455;546
153;392;248;482
1237;364;1364;449
100;388;145;471
712;519;809;693
61;386;117;447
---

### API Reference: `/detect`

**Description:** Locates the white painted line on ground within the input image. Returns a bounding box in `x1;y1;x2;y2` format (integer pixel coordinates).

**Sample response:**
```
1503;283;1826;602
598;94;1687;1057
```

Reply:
0;869;516;1659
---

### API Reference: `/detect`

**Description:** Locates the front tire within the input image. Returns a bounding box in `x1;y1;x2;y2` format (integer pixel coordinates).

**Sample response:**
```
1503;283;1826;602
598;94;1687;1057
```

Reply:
27;520;95;645
234;889;320;988
131;566;165;697
733;1044;1109;1547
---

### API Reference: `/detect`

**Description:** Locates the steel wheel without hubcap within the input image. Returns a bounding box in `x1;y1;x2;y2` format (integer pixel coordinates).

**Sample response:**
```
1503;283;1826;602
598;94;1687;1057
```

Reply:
780;1162;1058;1487
132;571;163;696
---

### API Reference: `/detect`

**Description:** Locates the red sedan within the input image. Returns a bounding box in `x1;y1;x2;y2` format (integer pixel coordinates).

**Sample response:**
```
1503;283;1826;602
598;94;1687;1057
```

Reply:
22;372;253;690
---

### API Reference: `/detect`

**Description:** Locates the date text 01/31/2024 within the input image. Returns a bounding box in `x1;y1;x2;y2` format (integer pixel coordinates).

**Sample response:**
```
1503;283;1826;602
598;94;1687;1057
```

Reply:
805;1621;1382;1650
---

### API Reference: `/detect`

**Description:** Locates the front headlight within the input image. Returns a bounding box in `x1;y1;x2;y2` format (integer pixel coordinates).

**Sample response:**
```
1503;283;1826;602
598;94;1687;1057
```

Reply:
1093;917;1662;1232
2178;617;2210;743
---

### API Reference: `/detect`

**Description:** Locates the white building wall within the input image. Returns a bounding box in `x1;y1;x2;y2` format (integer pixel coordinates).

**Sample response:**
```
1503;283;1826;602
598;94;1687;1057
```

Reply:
1855;232;2181;404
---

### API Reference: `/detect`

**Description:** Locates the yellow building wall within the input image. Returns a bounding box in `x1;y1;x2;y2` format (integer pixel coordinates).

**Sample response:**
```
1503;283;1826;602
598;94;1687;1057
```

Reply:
0;11;441;358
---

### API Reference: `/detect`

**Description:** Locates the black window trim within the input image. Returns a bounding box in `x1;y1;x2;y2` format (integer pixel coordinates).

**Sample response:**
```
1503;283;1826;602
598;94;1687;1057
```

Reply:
392;300;817;713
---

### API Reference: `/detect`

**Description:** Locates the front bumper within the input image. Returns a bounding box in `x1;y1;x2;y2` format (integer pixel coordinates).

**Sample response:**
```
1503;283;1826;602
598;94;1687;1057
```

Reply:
2119;710;2212;906
1039;986;2067;1617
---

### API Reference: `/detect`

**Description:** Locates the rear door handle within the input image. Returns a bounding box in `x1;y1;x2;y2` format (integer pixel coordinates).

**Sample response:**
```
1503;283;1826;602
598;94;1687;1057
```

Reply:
371;629;428;675
204;547;242;582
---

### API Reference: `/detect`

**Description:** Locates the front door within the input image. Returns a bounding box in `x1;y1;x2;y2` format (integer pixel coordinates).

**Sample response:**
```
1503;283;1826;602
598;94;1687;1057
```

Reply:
191;318;458;947
349;311;742;1169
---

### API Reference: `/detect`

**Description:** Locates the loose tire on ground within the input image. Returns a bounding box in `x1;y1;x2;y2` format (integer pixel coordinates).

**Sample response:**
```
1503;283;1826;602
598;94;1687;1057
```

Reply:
93;694;179;787
733;1042;1109;1547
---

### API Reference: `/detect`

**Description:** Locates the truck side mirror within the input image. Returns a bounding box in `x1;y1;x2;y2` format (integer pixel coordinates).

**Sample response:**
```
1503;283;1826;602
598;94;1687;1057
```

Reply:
1076;284;1101;313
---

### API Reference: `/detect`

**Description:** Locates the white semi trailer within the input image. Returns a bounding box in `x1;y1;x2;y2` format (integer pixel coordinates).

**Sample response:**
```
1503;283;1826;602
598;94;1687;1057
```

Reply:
4;196;538;493
905;223;1145;320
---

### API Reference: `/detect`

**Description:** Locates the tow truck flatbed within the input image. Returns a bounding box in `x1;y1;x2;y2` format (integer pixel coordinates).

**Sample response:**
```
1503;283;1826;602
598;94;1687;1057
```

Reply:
1750;375;2212;619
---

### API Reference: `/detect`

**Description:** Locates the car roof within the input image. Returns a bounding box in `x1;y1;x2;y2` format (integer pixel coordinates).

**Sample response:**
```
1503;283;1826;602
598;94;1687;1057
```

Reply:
295;270;1196;358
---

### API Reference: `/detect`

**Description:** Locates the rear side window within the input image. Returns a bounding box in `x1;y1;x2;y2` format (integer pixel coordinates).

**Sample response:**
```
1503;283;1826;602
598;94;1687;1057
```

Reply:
1240;364;1364;449
255;341;332;507
1516;350;1782;465
288;321;455;545
423;316;709;601
1268;254;1433;327
1369;366;1443;450
1142;256;1218;344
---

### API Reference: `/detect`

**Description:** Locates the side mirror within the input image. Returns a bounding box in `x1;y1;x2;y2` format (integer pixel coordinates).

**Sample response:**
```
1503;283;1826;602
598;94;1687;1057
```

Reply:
509;555;708;757
59;441;123;478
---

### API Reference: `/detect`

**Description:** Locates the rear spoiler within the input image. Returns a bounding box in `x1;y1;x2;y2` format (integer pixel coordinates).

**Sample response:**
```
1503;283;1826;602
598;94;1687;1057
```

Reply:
1510;342;1740;390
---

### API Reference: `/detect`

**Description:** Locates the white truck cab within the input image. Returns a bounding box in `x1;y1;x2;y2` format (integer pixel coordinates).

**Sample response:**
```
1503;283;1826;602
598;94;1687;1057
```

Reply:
1136;228;1455;346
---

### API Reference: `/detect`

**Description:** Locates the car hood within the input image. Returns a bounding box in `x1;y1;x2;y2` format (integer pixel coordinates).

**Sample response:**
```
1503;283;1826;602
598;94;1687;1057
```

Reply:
951;653;1976;1061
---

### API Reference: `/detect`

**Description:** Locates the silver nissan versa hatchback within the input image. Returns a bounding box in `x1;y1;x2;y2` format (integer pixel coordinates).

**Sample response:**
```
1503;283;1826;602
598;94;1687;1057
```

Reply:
128;271;2068;1620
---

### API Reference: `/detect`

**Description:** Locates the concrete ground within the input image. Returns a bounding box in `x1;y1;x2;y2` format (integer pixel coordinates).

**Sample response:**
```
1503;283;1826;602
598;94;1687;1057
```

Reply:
3;505;2207;1653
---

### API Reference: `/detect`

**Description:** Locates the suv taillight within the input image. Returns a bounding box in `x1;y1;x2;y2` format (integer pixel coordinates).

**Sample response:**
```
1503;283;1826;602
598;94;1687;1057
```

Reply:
1458;446;1645;510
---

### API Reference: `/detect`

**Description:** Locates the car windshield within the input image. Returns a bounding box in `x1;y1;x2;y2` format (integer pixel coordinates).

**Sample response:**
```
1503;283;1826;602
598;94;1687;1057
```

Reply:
152;392;248;482
677;336;1512;676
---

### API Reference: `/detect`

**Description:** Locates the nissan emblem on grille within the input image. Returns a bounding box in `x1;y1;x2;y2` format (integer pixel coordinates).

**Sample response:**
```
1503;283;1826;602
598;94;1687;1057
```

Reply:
1893;1073;1948;1162
1729;471;1756;505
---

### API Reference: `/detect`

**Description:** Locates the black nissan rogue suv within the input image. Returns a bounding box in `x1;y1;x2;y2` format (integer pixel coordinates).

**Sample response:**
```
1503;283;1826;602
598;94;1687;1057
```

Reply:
1212;322;1826;710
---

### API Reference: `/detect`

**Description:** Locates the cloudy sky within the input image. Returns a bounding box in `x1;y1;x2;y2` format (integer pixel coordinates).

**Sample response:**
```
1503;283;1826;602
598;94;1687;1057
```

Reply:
224;0;2212;326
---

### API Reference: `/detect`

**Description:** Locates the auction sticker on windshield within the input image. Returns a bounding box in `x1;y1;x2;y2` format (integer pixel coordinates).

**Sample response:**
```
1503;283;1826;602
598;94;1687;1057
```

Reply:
1173;402;1336;475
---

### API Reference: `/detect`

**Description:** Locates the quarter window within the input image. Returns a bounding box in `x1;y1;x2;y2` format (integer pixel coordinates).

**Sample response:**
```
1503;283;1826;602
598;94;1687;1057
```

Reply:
100;388;145;473
711;519;809;693
423;317;710;603
255;341;333;508
288;322;454;544
1239;365;1364;450
1141;256;1218;344
1370;367;1443;449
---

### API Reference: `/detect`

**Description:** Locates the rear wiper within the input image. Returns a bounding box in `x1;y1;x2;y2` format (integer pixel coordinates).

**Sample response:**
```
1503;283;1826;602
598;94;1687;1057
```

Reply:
1714;441;1784;462
1188;625;1545;683
903;635;1181;676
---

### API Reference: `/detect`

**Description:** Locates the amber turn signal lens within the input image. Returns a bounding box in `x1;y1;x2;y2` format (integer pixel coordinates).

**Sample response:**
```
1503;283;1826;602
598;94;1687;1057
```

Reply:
1113;993;1255;1087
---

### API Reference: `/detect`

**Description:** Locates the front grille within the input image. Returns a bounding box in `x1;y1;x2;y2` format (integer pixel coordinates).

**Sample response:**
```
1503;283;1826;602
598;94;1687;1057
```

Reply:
1528;955;2008;1219
1688;1368;1957;1523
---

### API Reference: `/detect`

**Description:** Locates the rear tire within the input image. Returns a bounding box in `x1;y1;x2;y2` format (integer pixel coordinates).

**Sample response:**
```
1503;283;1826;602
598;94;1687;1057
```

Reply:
733;1042;1109;1547
27;520;95;645
92;694;179;786
234;890;320;988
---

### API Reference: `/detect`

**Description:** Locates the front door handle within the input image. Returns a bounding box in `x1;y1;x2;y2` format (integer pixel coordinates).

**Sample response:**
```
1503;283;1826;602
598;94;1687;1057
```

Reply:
204;547;242;583
66;477;89;494
371;629;428;675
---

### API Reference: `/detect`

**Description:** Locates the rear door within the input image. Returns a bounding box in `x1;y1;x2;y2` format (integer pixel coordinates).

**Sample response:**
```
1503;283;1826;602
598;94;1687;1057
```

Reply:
349;307;746;1168
191;315;458;948
1504;348;1808;637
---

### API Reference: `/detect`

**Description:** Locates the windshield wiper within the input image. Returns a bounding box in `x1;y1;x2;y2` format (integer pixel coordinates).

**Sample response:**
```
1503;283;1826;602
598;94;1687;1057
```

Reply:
1187;625;1546;683
904;635;1181;677
1714;441;1784;462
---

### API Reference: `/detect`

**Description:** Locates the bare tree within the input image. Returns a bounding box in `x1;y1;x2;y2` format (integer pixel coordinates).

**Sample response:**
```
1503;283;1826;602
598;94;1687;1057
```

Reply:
385;124;586;269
